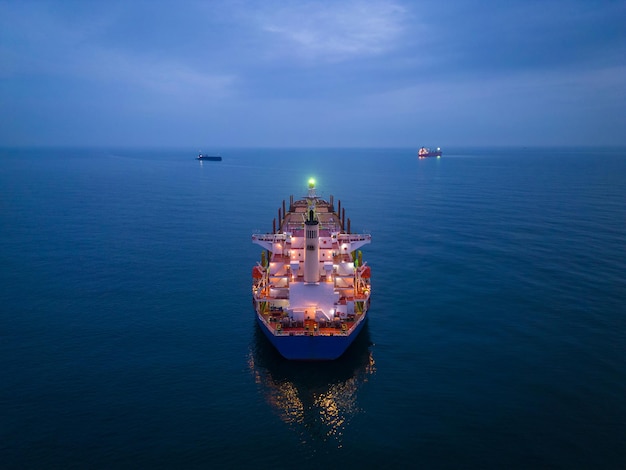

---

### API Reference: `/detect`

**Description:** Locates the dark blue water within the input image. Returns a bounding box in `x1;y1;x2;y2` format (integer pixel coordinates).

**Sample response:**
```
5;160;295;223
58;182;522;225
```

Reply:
1;147;625;468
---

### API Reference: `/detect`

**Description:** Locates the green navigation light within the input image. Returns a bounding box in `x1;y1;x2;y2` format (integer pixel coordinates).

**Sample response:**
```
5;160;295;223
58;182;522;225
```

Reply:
308;178;316;188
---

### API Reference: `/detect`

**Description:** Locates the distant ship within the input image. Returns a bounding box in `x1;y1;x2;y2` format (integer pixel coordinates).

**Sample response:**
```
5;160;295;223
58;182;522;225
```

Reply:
418;147;442;158
252;179;372;360
196;152;222;161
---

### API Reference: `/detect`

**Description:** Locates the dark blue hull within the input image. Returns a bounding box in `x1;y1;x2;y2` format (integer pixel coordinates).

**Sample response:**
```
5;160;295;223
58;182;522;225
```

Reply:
256;314;367;360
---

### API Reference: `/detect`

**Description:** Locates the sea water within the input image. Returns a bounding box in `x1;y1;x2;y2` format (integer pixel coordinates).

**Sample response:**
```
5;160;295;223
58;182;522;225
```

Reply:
1;147;625;468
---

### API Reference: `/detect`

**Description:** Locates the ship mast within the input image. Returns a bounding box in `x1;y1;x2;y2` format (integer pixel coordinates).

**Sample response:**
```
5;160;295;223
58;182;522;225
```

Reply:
304;178;320;283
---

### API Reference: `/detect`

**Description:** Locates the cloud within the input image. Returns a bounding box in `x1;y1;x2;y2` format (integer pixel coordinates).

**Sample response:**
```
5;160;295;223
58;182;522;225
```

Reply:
348;63;626;145
2;0;624;146
254;0;408;63
68;48;237;99
0;2;236;99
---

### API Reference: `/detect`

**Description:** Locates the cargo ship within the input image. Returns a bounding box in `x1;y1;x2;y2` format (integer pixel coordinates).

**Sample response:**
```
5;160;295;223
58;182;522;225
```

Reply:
418;147;442;158
252;179;372;360
197;152;222;161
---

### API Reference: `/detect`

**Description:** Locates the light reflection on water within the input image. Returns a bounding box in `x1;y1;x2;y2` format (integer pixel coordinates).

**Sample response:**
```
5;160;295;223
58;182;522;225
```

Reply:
248;323;375;446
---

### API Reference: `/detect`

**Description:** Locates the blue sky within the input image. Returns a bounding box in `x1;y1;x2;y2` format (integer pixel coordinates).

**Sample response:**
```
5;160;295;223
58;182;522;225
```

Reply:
1;0;625;147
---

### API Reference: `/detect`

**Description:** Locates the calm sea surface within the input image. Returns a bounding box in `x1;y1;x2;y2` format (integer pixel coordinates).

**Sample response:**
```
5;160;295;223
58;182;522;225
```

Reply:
1;147;625;468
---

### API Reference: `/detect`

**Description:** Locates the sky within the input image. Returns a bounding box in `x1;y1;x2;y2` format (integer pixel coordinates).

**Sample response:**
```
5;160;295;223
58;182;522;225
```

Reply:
1;0;625;147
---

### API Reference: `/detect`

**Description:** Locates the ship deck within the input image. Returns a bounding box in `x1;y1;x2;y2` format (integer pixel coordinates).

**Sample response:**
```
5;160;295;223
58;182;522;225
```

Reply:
253;189;371;351
261;312;365;336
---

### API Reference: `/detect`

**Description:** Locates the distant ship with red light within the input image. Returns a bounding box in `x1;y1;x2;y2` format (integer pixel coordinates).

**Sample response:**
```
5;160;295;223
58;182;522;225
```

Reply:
418;147;442;158
252;179;372;360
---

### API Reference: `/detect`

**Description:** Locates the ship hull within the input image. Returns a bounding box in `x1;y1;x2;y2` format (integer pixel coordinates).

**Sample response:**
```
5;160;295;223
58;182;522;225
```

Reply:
256;313;368;360
418;152;441;158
